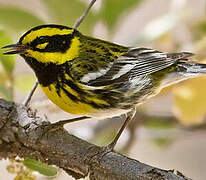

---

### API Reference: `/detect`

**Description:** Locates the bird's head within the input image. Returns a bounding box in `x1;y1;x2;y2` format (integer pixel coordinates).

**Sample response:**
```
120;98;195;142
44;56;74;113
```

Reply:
2;24;81;65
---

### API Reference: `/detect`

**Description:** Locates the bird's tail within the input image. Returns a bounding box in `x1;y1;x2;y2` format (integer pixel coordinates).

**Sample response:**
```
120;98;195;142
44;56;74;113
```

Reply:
161;61;206;88
177;61;206;76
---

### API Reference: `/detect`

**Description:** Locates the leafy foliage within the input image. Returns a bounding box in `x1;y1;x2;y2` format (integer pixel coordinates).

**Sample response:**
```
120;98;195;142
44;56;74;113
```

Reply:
99;0;142;30
42;0;142;34
173;77;206;125
23;158;58;177
0;29;14;99
0;7;44;33
0;30;15;73
42;0;97;34
0;83;12;100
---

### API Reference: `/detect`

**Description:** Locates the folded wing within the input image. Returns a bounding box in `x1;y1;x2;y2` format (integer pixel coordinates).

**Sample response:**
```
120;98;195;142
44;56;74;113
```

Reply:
87;47;193;86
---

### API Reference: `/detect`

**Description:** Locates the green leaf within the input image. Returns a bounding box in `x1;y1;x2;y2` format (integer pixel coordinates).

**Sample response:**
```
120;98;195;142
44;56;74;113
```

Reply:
198;20;206;32
99;0;142;30
23;158;58;177
152;137;173;147
0;30;15;73
14;74;36;93
192;18;206;40
42;0;97;34
0;83;12;100
0;7;44;33
143;115;177;130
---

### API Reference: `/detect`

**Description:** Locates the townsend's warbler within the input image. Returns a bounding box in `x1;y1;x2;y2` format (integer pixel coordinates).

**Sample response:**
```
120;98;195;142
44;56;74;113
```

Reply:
3;24;206;149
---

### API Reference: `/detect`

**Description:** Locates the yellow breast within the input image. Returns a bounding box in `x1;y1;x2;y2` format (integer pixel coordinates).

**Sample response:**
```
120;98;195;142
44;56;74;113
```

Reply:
40;84;96;115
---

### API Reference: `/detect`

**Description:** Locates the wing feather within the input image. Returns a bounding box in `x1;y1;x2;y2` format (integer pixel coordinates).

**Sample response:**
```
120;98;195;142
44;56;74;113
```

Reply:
88;48;193;86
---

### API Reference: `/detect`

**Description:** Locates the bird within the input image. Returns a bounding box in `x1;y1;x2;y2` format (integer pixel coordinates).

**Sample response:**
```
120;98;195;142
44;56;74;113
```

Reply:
3;24;206;150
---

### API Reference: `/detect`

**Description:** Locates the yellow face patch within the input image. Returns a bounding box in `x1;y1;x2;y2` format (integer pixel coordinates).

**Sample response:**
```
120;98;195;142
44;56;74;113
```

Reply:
36;42;49;49
26;36;80;64
21;27;74;45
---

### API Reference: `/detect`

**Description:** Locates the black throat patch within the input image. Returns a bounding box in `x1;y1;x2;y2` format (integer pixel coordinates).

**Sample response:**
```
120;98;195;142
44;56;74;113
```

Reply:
21;55;69;87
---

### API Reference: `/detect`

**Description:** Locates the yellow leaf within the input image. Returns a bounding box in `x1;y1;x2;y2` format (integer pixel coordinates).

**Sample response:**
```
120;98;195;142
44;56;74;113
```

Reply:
173;76;206;126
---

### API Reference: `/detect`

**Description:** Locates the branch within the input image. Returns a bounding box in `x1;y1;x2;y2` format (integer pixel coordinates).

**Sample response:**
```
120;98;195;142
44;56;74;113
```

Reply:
73;0;96;29
23;81;38;106
0;99;191;180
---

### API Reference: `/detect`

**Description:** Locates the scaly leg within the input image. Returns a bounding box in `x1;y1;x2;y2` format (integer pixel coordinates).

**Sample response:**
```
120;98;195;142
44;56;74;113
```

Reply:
106;109;136;151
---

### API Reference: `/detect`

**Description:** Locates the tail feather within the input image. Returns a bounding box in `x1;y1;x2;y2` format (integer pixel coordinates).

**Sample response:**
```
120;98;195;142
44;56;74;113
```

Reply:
177;62;206;75
161;61;206;88
167;52;194;61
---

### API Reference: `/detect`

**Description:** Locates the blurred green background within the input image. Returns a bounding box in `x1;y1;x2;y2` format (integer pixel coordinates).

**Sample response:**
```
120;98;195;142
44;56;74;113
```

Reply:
0;0;206;179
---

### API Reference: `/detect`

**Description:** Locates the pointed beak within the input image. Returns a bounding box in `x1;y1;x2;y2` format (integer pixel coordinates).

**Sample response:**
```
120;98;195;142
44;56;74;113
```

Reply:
2;43;29;55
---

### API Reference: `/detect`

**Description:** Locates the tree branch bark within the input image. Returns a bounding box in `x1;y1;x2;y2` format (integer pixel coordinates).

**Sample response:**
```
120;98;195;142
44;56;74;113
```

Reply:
0;98;191;180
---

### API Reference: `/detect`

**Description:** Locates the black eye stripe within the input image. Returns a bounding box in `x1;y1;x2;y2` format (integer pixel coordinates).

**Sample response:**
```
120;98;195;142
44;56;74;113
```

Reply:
30;35;50;46
31;34;74;53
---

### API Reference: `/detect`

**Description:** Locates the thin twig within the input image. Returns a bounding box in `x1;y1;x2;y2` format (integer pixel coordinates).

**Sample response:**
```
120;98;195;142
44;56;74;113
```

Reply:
73;0;97;29
22;0;97;106
23;81;38;106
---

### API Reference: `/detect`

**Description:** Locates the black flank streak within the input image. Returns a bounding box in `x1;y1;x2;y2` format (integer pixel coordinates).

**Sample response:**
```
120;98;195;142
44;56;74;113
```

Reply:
64;79;86;95
87;101;109;109
61;87;79;102
55;81;61;97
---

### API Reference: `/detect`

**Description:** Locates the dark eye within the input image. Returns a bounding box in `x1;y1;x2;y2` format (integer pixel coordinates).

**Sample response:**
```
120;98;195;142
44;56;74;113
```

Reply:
37;36;49;43
30;36;48;50
62;40;66;44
